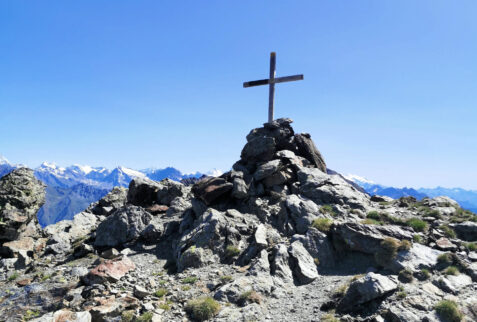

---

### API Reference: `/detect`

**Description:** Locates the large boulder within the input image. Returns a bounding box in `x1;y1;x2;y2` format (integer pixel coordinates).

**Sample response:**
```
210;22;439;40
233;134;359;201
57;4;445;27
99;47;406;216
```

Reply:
454;221;477;241
94;205;152;247
127;177;161;207
285;194;320;234
192;177;233;205
288;240;319;285
83;256;136;285
331;222;413;254
337;272;398;313
0;168;45;243
294;133;327;172
87;187;127;216
297;167;371;209
389;243;443;272
292;228;336;268
156;179;189;206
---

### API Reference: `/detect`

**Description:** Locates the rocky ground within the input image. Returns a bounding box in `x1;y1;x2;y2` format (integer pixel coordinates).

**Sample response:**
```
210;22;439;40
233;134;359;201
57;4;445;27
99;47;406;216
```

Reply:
1;118;477;322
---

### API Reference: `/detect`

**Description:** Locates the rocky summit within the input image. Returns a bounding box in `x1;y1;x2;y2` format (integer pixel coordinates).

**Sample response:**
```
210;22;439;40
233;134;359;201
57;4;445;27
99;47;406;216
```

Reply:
1;119;477;322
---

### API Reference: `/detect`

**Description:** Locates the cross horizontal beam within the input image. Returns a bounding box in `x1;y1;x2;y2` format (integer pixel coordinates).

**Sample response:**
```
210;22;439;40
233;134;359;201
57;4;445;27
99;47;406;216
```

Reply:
243;74;304;88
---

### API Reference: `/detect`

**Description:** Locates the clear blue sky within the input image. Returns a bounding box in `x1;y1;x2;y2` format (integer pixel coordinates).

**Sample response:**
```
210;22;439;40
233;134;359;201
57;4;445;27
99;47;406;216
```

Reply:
1;1;476;189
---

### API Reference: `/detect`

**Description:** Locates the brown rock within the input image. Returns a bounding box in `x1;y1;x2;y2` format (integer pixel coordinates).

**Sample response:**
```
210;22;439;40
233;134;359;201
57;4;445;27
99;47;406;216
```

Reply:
436;237;457;251
192;177;233;205
16;278;32;287
294;133;327;172
2;237;34;257
84;256;135;285
146;204;169;215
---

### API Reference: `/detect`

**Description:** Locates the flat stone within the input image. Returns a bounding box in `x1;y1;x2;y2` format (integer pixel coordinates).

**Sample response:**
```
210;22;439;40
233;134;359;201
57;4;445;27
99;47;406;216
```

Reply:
134;285;150;299
435;237;457;251
288;240;318;285
84;256;135;284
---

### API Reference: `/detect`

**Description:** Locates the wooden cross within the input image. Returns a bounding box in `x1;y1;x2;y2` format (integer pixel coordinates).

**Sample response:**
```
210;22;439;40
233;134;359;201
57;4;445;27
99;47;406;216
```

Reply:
243;52;304;123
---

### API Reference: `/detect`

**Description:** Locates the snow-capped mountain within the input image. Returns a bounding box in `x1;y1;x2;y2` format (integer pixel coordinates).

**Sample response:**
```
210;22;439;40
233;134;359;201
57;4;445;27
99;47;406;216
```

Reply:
346;174;477;213
0;155;212;226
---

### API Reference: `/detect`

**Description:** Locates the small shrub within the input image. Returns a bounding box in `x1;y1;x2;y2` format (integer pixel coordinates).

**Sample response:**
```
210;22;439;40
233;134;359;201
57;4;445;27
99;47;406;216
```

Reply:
367;211;380;220
416;269;431;280
321;313;340;322
239;290;262;305
406;218;428;232
445;266;459;276
185;297;221;321
435;300;463;322
398;268;414;283
136;312;153;322
398;240;412;251
23;310;40;321
439;225;456;238
8;272;19;281
182;285;191;291
225;245;240;258
465;242;477;251
219;275;233;284
159;302;171;310
437;253;454;266
154;288;167;298
413;234;423;243
312;218;333;233
320;205;336;216
396;291;407;299
375;237;400;267
182;276;198;284
121;310;135;322
333;284;348;298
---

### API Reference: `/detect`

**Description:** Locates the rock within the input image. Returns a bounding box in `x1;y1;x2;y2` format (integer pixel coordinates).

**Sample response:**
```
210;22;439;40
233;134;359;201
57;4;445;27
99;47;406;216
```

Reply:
133;285;150;299
94;205;152;247
31;309;92;322
254;224;268;248
178;246;216;271
454;221;477;241
254;160;283;181
337;272;398;313
298;167;371;209
146;204;169;215
232;177;248;199
436;274;473;294
292;228;336;268
285;194;320;234
83;256;135;285
331;222;413;255
70;266;89;278
87;187;127;216
127;177;161;207
241;137;277;163
140;217;164;242
192;177;233;205
2;236;34;257
435;237;457;251
101;248;119;259
390;243;443;272
249;249;271;276
156;178;188;205
0;168;45;243
271;244;294;283
293;133;327;172
288;240;319;285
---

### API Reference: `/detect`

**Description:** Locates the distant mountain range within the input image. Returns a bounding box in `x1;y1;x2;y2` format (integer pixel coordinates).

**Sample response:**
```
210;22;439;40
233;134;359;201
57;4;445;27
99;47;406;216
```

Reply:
0;156;215;226
2;154;476;226
345;174;477;213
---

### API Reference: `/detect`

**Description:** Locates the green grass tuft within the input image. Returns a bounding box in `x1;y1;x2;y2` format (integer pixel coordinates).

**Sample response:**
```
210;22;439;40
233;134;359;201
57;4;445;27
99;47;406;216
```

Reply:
312;218;333;233
435;300;463;322
406;218;428;232
185;297;221;321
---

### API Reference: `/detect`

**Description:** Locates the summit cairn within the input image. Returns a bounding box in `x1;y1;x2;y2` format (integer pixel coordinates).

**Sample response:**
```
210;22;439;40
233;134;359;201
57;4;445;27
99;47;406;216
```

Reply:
1;120;477;321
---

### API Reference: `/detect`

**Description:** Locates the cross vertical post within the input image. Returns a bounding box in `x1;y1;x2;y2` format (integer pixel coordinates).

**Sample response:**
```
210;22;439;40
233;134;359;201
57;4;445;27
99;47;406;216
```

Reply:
268;52;276;123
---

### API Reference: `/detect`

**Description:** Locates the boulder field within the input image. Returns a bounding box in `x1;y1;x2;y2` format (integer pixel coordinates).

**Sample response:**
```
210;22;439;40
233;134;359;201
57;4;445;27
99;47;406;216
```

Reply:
1;119;477;321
